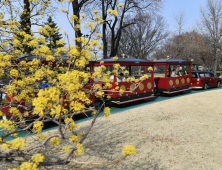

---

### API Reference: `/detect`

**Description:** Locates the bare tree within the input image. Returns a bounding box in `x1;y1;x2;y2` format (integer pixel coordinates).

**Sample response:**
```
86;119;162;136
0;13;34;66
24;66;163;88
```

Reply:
151;31;213;68
174;11;186;35
101;0;162;58
198;0;222;74
173;11;186;59
117;13;169;59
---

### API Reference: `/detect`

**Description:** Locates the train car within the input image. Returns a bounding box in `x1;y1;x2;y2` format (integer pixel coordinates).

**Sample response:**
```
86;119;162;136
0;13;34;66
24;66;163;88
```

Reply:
154;58;192;94
93;57;155;104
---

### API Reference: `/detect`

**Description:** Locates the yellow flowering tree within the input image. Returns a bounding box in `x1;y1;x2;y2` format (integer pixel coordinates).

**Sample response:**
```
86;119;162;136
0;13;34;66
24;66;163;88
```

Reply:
0;1;136;169
1;0;57;53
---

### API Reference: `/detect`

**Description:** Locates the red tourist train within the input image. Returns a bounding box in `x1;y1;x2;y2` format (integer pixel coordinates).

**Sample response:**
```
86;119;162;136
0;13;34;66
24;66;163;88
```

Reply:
0;56;193;118
91;57;192;104
93;58;155;104
154;58;192;94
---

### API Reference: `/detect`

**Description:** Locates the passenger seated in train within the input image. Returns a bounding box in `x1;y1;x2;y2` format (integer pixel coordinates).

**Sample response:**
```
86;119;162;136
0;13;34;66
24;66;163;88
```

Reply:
171;69;178;77
110;75;121;82
118;73;127;82
177;66;183;76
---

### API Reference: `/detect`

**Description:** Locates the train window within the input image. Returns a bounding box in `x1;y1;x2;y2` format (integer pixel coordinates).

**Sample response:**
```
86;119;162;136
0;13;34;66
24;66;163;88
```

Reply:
169;65;189;76
131;66;144;79
181;65;189;75
106;66;113;72
154;66;165;77
131;66;143;75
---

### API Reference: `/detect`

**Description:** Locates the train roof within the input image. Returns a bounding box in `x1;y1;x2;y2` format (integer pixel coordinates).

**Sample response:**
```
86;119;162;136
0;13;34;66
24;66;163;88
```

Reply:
95;57;154;66
155;58;192;65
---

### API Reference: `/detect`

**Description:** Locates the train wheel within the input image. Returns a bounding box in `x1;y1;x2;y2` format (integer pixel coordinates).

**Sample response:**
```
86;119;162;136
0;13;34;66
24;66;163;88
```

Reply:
217;81;221;88
203;83;208;90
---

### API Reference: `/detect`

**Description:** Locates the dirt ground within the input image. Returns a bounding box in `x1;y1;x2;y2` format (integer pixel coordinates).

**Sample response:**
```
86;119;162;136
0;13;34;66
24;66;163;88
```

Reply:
2;88;222;169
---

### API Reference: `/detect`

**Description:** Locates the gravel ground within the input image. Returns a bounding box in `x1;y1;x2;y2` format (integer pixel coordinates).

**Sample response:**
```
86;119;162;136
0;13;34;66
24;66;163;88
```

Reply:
2;88;222;169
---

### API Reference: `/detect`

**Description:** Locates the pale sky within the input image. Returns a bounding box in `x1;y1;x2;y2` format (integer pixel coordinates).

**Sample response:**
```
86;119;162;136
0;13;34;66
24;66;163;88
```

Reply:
54;0;208;40
162;0;207;33
46;0;209;58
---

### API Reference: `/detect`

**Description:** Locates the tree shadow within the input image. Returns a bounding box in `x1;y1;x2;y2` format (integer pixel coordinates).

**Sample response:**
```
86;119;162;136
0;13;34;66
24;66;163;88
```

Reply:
65;120;166;170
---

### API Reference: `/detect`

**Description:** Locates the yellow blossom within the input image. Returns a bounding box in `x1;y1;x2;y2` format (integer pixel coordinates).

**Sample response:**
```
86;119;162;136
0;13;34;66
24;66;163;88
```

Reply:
81;13;86;19
107;9;112;15
32;154;45;164
37;133;45;142
107;95;111;99
93;9;99;15
111;10;118;17
122;145;136;156
96;91;104;97
124;70;129;75
113;56;118;61
74;143;84;155
147;66;153;71
62;146;70;153
118;3;124;8
20;162;38;170
98;45;103;50
0;111;5;116
92;40;99;46
50;137;60;147
10;69;19;77
32;121;44;133
69;135;78;143
91;110;97;116
96;33;102;38
104;107;111;118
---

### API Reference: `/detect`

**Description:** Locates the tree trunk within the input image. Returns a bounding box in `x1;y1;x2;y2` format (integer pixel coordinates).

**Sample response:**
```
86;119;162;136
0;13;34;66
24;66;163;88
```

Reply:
102;0;108;59
109;0;126;58
214;51;218;75
21;0;31;53
72;0;82;48
109;16;119;57
109;27;116;57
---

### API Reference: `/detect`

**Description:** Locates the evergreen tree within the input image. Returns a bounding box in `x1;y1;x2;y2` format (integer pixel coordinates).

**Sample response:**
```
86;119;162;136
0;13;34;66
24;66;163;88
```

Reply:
41;16;64;50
